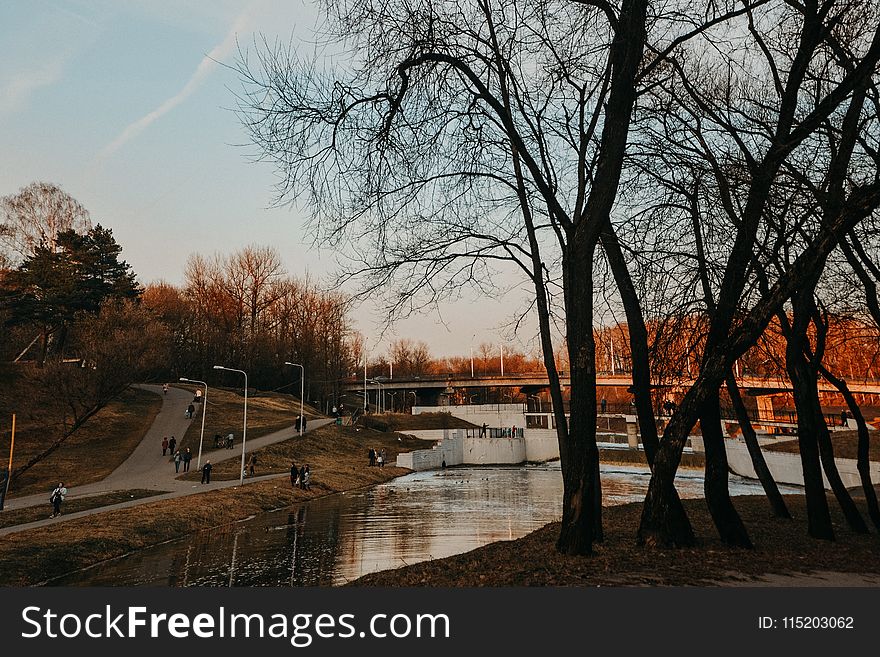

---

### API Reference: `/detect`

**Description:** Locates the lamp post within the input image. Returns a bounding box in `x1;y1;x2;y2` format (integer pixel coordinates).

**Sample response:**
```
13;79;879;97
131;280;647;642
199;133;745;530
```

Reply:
179;377;208;469
284;362;305;436
213;365;248;485
500;343;504;376
470;333;476;378
366;379;383;413
363;340;368;413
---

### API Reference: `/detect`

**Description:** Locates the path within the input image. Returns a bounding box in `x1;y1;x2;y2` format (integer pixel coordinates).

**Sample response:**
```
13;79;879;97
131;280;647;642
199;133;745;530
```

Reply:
0;384;332;536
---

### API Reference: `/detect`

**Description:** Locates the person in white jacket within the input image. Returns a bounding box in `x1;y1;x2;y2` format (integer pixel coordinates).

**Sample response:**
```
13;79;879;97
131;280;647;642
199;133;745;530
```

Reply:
49;482;67;518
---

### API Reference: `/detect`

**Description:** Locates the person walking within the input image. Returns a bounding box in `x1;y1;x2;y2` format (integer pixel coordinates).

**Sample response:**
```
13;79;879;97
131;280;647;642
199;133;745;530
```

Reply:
290;462;299;488
248;453;257;477
49;482;67;518
163;383;168;395
169;436;177;454
380;449;387;467
480;423;487;437
299;465;307;490
302;465;311;490
183;447;192;472
301;416;307;432
201;460;213;484
368;447;375;467
187;403;195;419
376;450;384;468
600;398;607;414
161;436;169;456
174;450;182;473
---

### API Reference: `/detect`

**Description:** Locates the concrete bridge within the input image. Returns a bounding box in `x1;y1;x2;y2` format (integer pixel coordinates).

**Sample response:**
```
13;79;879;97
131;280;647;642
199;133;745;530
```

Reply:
340;372;880;396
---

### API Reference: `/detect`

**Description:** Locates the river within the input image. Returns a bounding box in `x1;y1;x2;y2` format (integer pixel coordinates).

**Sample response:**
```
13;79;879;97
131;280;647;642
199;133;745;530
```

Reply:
50;462;801;586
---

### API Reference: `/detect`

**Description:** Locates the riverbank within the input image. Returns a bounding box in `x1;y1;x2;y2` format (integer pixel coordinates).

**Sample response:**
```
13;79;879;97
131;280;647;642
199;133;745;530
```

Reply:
0;425;424;586
352;493;880;586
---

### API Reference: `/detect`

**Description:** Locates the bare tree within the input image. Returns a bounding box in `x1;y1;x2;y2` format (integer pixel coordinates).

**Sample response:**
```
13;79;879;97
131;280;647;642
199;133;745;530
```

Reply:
0;182;91;265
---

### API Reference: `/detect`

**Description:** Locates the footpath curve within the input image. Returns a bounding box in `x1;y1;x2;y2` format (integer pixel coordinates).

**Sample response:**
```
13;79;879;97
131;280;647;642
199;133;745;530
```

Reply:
0;384;331;537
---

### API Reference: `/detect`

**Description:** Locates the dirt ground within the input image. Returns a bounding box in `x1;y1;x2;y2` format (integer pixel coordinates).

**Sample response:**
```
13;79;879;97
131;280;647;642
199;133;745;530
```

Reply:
765;429;880;461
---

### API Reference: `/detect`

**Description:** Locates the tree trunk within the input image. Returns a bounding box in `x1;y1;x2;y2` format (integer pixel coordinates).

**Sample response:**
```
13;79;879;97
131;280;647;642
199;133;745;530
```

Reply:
556;237;601;555
699;388;753;546
600;222;658;464
785;310;834;540
725;372;791;518
817;365;880;530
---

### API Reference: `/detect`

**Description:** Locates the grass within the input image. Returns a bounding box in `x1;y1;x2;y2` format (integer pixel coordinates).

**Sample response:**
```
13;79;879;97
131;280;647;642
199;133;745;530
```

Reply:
0;424;424;586
0;489;163;529
178;423;434;481
765;429;880;461
353;493;880;587
362;412;478;432
5;387;162;498
173;385;323;454
598;447;706;469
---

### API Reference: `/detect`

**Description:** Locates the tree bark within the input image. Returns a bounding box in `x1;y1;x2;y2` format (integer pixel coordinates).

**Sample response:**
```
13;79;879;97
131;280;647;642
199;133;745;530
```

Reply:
556;236;601;555
817;364;880;530
699;387;753;546
725;372;791;519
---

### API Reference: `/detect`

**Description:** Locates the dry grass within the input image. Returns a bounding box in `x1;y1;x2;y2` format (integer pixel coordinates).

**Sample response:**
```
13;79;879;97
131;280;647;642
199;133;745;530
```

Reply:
362;412;478;432
598;448;705;469
178;423;434;481
174;385;323;454
5;387;162;497
0;489;163;529
765;429;880;461
0;425;422;586
353;494;880;587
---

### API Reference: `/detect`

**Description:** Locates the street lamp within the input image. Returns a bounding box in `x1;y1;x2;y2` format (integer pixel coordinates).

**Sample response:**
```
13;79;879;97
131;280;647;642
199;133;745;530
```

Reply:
179;377;208;469
366;379;384;413
284;362;305;436
213;365;248;485
470;333;476;378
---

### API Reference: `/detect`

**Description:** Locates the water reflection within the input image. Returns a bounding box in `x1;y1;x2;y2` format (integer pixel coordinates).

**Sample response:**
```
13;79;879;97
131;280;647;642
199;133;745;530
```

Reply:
51;462;800;587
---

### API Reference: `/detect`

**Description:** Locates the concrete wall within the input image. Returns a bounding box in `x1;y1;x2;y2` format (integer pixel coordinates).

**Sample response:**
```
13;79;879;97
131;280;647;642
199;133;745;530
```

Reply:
463;436;525;464
725;438;880;489
395;429;464;471
414;404;526;430
523;429;560;461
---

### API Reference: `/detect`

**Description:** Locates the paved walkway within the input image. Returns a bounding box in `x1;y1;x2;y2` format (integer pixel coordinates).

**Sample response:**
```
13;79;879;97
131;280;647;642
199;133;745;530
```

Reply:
0;384;331;536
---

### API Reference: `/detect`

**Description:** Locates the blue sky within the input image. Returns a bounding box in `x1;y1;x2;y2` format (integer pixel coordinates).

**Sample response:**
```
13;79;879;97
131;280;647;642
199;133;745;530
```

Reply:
0;0;535;357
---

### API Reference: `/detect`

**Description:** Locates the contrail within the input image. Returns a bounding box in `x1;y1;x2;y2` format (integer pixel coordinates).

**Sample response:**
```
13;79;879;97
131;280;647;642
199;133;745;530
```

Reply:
98;6;254;160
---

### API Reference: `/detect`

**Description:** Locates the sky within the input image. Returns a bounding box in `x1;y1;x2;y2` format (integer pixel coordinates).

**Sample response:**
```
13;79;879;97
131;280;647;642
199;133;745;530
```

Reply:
0;0;537;358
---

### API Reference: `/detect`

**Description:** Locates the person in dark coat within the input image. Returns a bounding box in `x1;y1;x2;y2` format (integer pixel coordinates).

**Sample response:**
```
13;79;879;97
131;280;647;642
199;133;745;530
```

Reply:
183;447;192;472
201;460;213;484
299;465;307;490
368;447;376;466
290;462;298;488
169;436;177;454
301;416;307;432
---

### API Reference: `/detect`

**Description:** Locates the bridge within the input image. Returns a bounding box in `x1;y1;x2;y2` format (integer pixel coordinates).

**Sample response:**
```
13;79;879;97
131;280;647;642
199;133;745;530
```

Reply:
340;372;880;396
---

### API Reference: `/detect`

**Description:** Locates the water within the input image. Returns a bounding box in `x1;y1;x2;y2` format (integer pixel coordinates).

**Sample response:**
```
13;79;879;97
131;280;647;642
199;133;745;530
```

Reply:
51;463;800;587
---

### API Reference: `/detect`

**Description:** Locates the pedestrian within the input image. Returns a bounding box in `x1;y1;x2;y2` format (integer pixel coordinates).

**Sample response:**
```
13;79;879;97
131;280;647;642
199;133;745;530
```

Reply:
187;403;195;419
841;409;848;427
163;383;168;395
480;423;487;437
169;436;177;454
174;450;182;473
249;453;257;477
377;450;384;468
302;465;311;490
600;398;607;413
227;433;234;449
295;415;301;432
512;425;517;438
301;416;307;432
368;447;375;466
49;482;67;518
183;447;192;472
201;460;212;484
290;462;298;488
299;465;307;490
441;458;446;469
214;433;220;448
161;436;168;456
